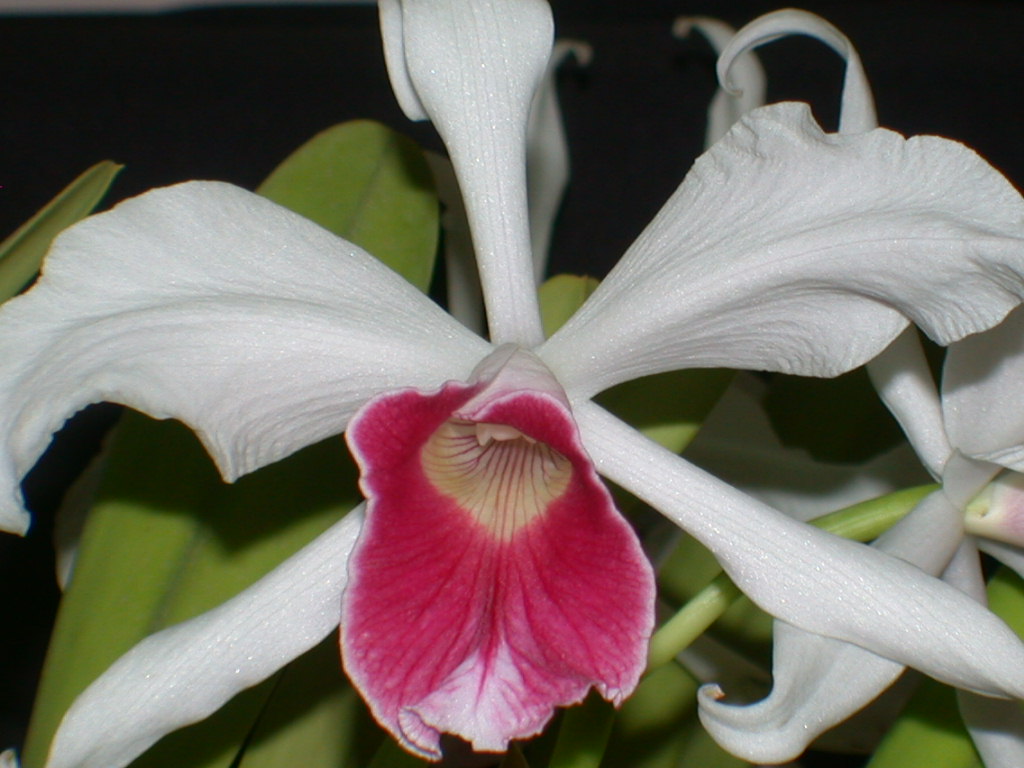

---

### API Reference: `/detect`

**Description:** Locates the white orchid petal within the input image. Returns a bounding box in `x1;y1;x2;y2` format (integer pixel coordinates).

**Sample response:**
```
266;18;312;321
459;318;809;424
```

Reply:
698;490;961;762
0;181;488;532
718;9;876;133
977;538;1024;584
867;329;952;479
673;17;766;148
944;307;1024;471
527;39;588;282
576;401;1024;697
385;0;552;346
377;0;427;121
44;508;364;768
959;692;1024;768
698;621;904;763
543;102;1024;398
940;541;1024;768
0;750;19;768
427;152;485;335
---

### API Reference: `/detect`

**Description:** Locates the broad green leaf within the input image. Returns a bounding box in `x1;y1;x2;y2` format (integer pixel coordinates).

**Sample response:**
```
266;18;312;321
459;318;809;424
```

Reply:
0;161;121;301
538;274;598;337
500;744;530;768
601;663;698;768
547;694;615;768
866;679;981;768
236;638;384;768
257;119;438;292
23;418;359;768
366;738;433;768
672;719;751;768
988;566;1024;637
25;122;439;768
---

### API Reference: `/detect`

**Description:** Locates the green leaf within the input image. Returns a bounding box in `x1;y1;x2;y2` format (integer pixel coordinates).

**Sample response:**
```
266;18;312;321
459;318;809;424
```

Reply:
601;663;698;768
257;120;438;292
366;738;434;768
866;678;981;768
547;694;615;768
235;638;384;768
987;566;1024;637
596;369;733;455
25;122;440;768
538;274;598;337
23;418;361;768
0;161;121;301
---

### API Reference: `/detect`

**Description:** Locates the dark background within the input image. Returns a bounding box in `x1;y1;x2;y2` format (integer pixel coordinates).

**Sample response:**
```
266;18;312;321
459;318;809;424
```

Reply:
2;0;1023;761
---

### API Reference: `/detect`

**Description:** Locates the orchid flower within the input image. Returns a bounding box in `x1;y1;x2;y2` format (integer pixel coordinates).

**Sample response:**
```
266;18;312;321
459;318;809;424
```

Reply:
7;2;1024;766
693;11;1024;766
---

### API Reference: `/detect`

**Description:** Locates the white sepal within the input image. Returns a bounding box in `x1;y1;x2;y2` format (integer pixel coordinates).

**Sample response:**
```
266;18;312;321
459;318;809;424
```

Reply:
673;16;766;147
866;328;953;479
697;490;964;761
0;181;488;532
944;307;1024;472
381;0;552;346
576;402;1024;698
544;102;1024;398
718;8;876;133
44;509;363;768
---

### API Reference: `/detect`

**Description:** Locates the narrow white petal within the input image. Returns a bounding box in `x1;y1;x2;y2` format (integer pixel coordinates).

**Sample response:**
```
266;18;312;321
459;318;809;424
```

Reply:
427;152;485;335
941;540;1024;768
718;9;876;133
673;16;766;147
543;102;1024;398
44;508;364;768
698;491;962;762
0;750;19;768
0;182;488;530
527;40;588;282
977;538;1024;584
384;0;552;346
867;328;952;479
944;307;1024;471
960;692;1024;768
699;621;904;763
576;401;1024;697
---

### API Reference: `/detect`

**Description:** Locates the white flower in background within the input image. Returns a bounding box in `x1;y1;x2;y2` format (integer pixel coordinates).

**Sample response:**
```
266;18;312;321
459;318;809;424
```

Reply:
694;11;1024;767
4;3;1024;767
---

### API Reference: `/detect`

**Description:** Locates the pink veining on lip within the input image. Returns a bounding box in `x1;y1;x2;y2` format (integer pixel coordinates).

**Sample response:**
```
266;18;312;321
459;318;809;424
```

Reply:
341;346;655;759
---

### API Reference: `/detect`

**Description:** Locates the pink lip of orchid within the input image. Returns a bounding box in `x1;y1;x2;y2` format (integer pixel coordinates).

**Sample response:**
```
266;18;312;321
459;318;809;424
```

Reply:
7;2;1024;767
342;345;653;756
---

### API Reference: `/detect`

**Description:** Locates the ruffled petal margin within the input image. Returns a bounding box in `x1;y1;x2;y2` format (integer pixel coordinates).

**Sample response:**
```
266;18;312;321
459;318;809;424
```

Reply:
44;509;364;768
543;102;1024;398
343;348;654;759
0;181;487;534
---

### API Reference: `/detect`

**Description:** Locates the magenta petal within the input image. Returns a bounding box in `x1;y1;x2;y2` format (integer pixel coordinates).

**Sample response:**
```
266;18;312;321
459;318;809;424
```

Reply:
343;348;655;759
